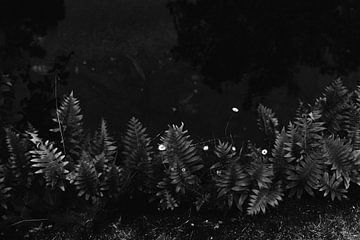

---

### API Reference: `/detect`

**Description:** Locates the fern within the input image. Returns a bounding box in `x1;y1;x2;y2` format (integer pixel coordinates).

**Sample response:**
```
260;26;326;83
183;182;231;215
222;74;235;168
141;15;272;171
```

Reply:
211;141;236;172
0;165;11;210
158;123;203;194
247;181;283;215
91;118;118;172
283;122;303;163
212;141;250;210
27;130;68;191
257;104;279;146
104;164;125;198
52;91;84;161
293;110;325;153
73;151;105;201
156;183;179;210
315;79;352;135
323;136;354;187
319;172;348;201
271;128;289;178
122;117;155;193
4;128;32;188
246;145;274;189
286;153;324;198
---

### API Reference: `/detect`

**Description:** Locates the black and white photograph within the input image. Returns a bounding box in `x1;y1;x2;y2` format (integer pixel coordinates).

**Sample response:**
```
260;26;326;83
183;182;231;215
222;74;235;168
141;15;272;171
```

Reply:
2;0;360;239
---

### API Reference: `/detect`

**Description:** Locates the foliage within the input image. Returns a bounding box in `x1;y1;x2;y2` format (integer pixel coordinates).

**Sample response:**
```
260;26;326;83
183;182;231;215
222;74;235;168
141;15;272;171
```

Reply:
122;117;155;194
3;78;360;225
257;104;279;146
52;91;84;162
156;123;203;209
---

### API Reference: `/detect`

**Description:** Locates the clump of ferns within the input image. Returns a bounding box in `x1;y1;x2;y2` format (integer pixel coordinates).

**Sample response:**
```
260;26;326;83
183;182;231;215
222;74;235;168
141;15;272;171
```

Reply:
156;123;204;210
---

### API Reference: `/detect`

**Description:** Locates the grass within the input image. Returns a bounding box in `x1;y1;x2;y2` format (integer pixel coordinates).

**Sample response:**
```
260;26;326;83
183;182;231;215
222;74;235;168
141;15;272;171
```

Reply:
4;191;360;240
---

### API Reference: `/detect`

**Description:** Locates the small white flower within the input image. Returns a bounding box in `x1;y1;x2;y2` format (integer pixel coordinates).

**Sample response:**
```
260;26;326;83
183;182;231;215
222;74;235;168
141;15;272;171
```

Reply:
158;144;166;151
203;145;209;151
231;146;236;151
232;107;239;113
181;168;186;172
261;149;268;155
190;223;194;227
216;170;222;175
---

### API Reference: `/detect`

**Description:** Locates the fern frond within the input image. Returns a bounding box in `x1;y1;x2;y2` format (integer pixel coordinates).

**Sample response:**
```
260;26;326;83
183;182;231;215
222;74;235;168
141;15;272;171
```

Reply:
92;118;117;171
246;162;273;189
214;141;236;160
0;165;11;209
27;131;68;191
352;128;360;151
319;172;348;201
286;153;324;198
156;180;179;210
215;159;250;209
160;123;203;194
104;164;125;198
92;118;117;159
73;151;105;201
4;128;32;187
271;128;289;177
283;122;304;163
315;78;352;135
245;144;274;188
323;136;354;186
210;141;236;172
52;91;84;160
257;104;279;145
122;117;153;169
247;181;283;215
122;117;155;192
293;110;325;153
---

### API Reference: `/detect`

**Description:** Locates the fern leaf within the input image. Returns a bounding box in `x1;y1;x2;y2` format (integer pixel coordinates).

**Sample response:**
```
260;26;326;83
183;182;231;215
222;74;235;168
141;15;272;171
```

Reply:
257;104;279;145
4;128;32;187
247;181;283;215
27;131;68;191
160;123;203;193
323;136;354;184
319;172;348;201
0;165;11;210
286;153;324;198
104;164;125;198
283;122;304;163
73;151;105;201
214;141;236;160
92;118;118;171
156;180;179;210
52;91;84;160
122;117;155;192
315;78;352;135
271;128;289;177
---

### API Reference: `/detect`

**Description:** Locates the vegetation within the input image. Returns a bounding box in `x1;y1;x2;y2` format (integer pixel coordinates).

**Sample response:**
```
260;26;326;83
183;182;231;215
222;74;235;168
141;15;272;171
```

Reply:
2;78;360;238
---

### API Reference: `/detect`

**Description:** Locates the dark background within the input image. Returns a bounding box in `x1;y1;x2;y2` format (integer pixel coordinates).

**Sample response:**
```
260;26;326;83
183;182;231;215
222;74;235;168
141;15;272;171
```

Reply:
2;0;360;144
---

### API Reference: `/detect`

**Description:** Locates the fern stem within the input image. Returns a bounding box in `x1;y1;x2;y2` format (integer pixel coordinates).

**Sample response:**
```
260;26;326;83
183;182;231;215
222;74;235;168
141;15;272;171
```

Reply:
54;75;66;155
